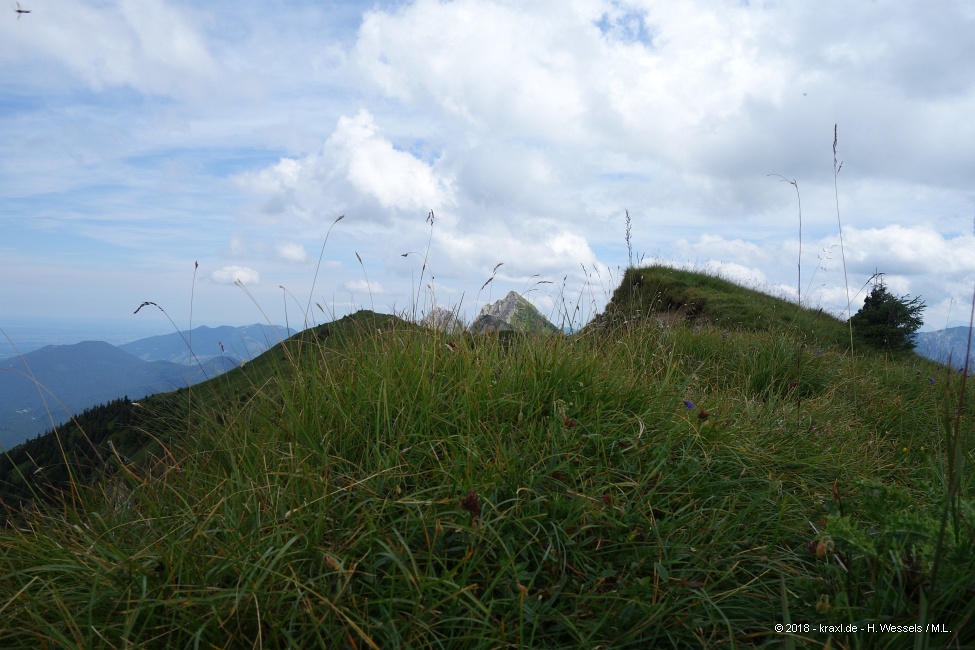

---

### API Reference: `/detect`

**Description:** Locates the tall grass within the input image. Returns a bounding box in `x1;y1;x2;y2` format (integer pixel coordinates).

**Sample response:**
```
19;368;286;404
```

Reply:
2;263;973;648
1;199;974;648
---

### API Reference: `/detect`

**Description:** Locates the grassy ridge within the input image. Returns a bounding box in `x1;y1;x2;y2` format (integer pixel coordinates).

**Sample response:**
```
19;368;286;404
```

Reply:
590;265;853;348
0;265;973;648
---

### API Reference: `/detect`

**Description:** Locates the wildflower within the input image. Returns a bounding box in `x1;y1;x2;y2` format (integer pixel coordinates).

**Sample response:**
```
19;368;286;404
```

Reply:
807;536;833;558
928;378;936;383
460;489;481;520
816;594;831;613
683;400;695;410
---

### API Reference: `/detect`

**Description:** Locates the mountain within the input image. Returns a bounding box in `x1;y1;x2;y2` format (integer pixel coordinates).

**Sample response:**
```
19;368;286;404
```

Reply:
0;276;971;645
915;326;975;369
419;307;465;333
0;340;217;450
467;291;558;334
0;310;403;506
119;324;294;365
0;324;292;449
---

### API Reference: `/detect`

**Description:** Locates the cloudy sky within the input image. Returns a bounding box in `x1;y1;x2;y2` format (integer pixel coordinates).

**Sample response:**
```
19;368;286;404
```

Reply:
2;0;974;345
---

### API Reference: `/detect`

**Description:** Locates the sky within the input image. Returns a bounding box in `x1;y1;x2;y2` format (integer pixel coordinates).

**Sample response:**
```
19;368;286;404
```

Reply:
2;0;974;347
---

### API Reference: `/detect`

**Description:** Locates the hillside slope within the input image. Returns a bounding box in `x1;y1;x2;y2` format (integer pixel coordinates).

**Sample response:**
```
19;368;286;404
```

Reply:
0;340;215;450
0;311;406;508
586;265;852;346
1;276;972;648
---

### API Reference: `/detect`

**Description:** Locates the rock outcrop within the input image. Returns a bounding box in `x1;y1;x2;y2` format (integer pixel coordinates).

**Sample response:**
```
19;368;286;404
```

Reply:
468;291;558;335
467;314;515;334
420;307;465;334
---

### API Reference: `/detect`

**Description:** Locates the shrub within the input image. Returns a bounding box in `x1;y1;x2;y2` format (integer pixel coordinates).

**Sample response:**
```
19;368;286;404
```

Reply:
850;279;925;352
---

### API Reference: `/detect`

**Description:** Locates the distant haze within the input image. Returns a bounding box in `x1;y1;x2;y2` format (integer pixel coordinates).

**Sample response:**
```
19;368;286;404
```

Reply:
0;323;292;449
0;317;258;359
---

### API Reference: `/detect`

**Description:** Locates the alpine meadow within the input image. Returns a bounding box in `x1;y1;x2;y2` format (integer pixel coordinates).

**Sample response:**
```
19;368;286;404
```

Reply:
1;242;973;648
5;2;975;648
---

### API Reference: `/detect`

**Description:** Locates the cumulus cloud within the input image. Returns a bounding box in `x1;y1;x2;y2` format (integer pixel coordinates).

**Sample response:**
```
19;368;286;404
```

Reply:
352;0;975;202
6;0;975;331
330;111;455;211
344;279;386;294
0;0;219;98
236;109;455;224
210;265;260;285
352;1;788;153
430;220;598;284
666;223;975;328
276;242;308;263
547;231;596;261
837;225;975;276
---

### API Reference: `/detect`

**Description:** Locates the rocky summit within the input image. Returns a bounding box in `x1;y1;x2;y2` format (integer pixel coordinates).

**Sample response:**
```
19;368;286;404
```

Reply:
468;291;559;335
420;307;465;334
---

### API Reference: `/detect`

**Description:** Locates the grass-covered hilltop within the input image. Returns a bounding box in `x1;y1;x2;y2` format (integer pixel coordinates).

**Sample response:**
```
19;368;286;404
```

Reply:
1;264;973;649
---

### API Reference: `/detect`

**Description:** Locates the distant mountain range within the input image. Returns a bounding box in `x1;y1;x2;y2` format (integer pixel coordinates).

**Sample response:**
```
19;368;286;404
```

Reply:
0;324;292;450
119;324;292;365
915;326;975;370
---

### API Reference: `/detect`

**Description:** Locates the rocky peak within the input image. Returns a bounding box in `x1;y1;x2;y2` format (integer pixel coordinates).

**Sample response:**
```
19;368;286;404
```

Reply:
468;291;558;334
420;307;464;334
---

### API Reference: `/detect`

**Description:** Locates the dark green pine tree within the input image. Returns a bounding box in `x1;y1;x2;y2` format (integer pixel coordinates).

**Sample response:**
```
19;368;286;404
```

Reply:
850;279;925;352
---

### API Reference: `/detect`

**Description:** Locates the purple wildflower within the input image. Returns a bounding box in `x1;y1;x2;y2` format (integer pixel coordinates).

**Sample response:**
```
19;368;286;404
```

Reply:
683;400;695;410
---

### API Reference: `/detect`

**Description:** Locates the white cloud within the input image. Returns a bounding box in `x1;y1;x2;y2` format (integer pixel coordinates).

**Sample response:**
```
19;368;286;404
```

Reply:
235;109;455;223
210;265;260;285
276;242;308;263
0;0;219;98
699;261;770;289
675;235;777;267
331;110;455;211
344;279;386;294
663;223;975;329
5;0;975;333
351;0;786;152
837;225;975;276
547;231;596;261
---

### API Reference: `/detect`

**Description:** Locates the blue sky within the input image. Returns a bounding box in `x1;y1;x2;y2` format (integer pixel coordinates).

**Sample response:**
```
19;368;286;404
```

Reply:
2;0;974;345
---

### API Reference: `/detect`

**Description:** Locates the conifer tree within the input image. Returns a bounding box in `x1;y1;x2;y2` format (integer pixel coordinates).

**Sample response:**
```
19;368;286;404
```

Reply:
850;278;925;352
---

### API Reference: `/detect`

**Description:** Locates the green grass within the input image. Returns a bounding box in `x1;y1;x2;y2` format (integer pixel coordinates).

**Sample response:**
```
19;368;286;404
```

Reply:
589;265;854;349
1;264;973;648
